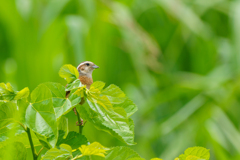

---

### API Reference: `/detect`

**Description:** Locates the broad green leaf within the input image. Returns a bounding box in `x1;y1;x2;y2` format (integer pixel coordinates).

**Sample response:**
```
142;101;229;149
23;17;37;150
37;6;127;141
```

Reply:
101;84;126;103
57;131;88;150
151;158;163;160
44;82;74;120
105;146;142;160
59;64;79;83
25;84;58;148
0;101;19;128
79;86;136;145
76;142;109;158
178;147;210;160
42;144;73;160
66;79;84;91
14;87;30;100
57;116;69;138
79;101;135;145
31;84;52;103
101;84;137;117
0;142;27;160
90;81;105;91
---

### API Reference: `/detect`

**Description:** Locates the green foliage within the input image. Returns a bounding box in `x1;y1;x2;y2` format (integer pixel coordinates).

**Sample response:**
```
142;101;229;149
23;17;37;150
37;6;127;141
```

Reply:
59;65;79;84
0;64;210;159
176;147;210;160
0;142;27;160
42;144;73;160
0;83;29;101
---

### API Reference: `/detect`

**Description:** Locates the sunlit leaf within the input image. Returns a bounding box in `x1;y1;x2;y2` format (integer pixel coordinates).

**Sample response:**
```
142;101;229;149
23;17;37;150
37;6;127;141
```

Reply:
105;146;142;160
25;84;58;148
151;158;163;160
0;123;41;148
0;83;29;101
59;64;79;83
0;101;19;128
178;147;210;160
14;87;30;100
79;99;135;145
41;144;73;160
77;142;109;158
66;79;84;91
186;155;205;160
101;84;137;117
90;81;105;91
57;116;69;138
0;142;27;160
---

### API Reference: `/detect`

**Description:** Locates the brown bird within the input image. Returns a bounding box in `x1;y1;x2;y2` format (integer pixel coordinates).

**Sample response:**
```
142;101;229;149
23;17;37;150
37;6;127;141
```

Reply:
66;61;99;126
77;61;99;89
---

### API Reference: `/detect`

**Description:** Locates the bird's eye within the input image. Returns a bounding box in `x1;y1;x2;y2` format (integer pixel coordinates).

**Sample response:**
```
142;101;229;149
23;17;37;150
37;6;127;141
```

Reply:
86;63;90;66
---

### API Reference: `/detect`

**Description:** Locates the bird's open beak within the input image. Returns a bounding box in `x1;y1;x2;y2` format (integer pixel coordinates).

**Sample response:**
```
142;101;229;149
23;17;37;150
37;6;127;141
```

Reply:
92;65;99;69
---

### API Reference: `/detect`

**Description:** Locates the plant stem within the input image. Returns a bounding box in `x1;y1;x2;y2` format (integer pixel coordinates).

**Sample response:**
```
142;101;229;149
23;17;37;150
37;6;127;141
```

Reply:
76;110;83;134
26;127;38;160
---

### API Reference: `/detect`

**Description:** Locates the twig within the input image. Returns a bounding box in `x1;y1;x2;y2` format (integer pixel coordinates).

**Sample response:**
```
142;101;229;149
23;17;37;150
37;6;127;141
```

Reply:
26;128;38;160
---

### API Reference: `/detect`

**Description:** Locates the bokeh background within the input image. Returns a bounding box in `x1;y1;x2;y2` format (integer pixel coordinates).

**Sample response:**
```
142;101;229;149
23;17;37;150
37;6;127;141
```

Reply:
0;0;240;159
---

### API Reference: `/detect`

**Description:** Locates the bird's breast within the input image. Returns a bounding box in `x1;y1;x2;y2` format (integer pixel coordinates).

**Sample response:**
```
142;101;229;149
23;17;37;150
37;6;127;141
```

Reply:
78;76;93;89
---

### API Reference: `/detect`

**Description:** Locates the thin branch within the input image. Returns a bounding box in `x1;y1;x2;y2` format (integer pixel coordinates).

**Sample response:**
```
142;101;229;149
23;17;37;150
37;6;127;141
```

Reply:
26;128;38;160
76;110;83;134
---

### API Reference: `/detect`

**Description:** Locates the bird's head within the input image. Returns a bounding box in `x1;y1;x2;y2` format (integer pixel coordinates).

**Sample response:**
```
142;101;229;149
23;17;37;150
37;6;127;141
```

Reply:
77;61;99;77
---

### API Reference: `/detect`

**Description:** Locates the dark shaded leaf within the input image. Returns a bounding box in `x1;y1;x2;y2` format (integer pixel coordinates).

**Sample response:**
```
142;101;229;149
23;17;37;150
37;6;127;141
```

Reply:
57;131;88;149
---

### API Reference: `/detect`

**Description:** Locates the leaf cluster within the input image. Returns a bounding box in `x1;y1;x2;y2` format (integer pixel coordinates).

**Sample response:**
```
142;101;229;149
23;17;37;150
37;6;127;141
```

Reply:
0;64;211;160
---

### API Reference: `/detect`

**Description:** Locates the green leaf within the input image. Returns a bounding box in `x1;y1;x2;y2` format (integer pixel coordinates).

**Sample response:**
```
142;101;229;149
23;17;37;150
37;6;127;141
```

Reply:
0;83;30;101
14;87;30;100
0;83;18;101
101;84;137;118
0;101;19;128
90;81;105;91
44;82;74;120
76;142;109;158
0;123;41;148
59;64;79;83
105;146;142;160
151;158;163;160
41;144;73;160
57;116;69;138
0;142;27;160
186;155;205;160
178;147;210;160
57;131;88;150
25;84;58;148
79;86;136;145
66;79;84;91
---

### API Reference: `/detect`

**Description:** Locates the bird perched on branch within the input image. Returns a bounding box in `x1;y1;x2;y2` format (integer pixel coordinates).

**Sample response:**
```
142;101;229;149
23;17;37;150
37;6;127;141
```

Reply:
66;61;99;126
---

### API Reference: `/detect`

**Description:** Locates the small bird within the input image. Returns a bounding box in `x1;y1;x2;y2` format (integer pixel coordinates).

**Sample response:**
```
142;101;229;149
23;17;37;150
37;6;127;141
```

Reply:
77;61;99;89
66;61;99;126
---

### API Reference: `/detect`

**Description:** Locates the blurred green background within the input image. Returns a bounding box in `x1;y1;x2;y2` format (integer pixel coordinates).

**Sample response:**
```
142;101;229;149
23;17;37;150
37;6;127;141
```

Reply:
1;0;240;159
